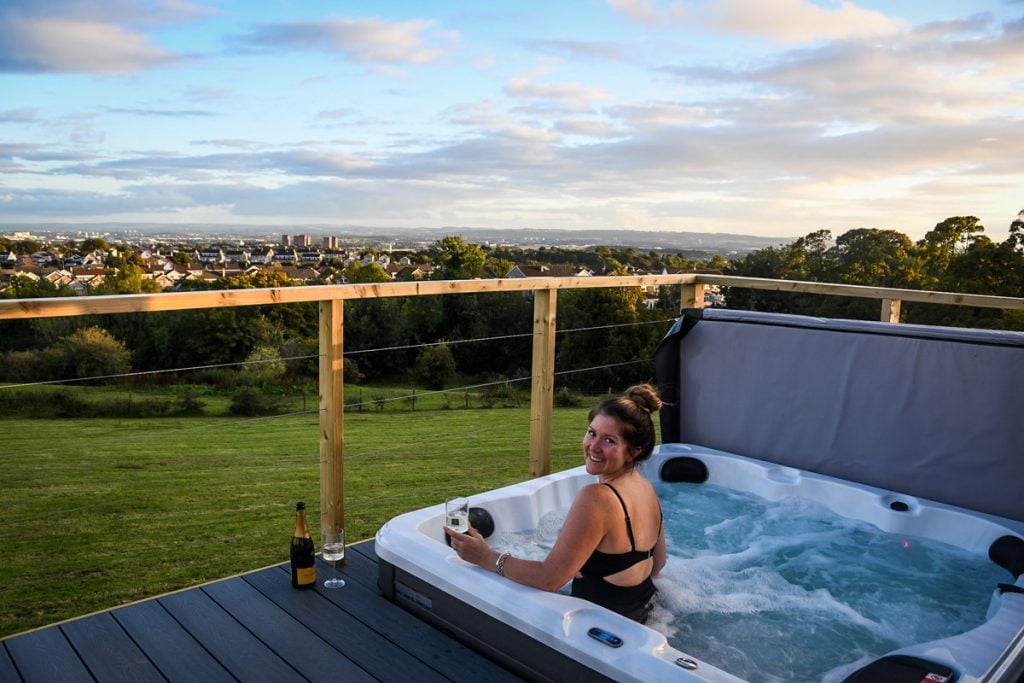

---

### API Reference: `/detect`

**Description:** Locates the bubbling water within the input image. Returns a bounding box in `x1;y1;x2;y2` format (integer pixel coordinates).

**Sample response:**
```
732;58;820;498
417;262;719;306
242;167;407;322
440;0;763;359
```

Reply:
487;483;1010;683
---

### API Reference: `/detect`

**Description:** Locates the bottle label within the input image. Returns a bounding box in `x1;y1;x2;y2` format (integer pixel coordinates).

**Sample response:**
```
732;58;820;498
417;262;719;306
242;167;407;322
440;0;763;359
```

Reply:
295;565;316;585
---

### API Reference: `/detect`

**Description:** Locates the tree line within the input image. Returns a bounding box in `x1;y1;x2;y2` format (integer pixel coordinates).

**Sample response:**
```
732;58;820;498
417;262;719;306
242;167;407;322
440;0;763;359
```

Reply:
2;214;1022;398
724;213;1024;329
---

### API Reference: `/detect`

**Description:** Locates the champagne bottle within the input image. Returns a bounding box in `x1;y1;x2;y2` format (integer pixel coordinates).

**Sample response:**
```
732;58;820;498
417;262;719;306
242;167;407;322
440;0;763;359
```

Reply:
290;501;316;589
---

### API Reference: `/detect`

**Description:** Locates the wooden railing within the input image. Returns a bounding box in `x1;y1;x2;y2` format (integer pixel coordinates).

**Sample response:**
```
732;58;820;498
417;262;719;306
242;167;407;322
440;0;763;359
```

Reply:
3;273;1022;542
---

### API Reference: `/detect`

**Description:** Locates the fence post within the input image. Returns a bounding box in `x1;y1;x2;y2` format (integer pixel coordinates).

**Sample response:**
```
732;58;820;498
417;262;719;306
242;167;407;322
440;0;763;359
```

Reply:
319;299;345;549
680;282;706;310
529;288;557;479
881;298;901;323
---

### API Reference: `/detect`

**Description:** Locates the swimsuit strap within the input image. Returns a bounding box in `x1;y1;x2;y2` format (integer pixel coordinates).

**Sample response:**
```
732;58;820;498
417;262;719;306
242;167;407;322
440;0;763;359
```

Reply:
601;483;637;551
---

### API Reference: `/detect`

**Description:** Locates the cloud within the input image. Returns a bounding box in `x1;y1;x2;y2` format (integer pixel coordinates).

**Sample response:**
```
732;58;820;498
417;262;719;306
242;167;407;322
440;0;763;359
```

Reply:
185;86;235;102
50;148;373;182
0;17;179;73
1;142;96;166
701;0;906;43
190;139;268;150
0;2;195;73
232;17;457;65
523;39;628;62
99;106;217;118
504;77;611;114
554;118;624;138
658;16;1024;127
0;107;39;123
607;0;687;25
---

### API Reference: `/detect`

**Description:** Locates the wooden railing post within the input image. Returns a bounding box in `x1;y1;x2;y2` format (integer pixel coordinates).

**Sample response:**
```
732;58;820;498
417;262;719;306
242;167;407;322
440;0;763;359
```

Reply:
529;289;557;479
319;299;345;550
680;282;706;311
881;298;901;323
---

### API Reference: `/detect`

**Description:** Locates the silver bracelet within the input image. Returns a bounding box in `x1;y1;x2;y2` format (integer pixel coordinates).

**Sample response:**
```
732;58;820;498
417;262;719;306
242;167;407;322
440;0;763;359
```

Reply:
495;551;512;576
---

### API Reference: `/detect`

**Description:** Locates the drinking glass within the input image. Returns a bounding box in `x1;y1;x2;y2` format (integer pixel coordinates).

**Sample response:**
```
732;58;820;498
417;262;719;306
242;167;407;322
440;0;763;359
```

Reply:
445;496;469;533
322;528;346;588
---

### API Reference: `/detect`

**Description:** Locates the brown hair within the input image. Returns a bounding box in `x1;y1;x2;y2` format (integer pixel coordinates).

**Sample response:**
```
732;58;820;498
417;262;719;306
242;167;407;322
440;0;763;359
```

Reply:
588;383;663;464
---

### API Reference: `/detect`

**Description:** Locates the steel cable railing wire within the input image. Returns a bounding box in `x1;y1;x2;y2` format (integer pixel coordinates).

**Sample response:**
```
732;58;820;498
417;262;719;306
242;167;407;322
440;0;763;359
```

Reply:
0;352;648;542
0;354;321;390
0;371;536;460
1;318;675;590
0;316;676;391
0;317;671;466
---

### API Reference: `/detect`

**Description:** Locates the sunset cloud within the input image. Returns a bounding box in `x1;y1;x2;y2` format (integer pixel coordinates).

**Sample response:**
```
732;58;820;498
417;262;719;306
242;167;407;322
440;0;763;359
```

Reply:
233;17;457;65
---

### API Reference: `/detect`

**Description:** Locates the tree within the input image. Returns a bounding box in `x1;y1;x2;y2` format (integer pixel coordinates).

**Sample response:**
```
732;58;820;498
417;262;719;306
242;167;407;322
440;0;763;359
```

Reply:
723;235;818;313
241;345;286;384
431;236;486;280
415;342;457;389
1007;209;1024;253
77;238;110;254
223;269;293;289
917;216;985;287
0;274;75;299
343;261;391;283
486;255;516;278
94;263;162;294
45;326;131;381
556;283;650;392
825;229;920;289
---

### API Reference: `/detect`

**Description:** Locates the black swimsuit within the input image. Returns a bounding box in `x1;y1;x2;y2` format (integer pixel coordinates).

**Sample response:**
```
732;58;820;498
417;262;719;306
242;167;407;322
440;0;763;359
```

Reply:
571;483;661;623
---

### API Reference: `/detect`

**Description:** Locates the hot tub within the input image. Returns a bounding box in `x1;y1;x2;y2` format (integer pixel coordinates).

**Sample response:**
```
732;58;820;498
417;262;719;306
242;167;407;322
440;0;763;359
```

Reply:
375;444;1024;682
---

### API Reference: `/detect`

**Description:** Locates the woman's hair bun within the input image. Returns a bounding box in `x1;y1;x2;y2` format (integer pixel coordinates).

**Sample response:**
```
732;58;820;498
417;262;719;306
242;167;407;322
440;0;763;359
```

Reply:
625;383;662;414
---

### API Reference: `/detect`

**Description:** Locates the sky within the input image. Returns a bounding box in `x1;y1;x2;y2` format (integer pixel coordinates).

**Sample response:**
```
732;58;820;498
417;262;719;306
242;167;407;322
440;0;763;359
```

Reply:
1;0;1022;242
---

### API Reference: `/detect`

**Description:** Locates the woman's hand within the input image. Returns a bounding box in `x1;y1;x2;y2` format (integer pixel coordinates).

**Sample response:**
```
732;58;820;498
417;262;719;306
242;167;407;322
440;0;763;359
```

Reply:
444;525;498;570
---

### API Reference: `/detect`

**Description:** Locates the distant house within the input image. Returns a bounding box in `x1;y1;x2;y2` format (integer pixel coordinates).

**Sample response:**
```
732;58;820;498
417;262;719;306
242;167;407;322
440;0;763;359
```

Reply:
296;249;323;266
386;263;429;280
505;264;592;278
273;249;298;264
275;265;322;282
198;248;225;265
81;250;107;267
148;271;176;290
71;267;106;291
223;250;251;265
0;269;40;290
44;269;75;287
249;249;275;265
31;251;60;267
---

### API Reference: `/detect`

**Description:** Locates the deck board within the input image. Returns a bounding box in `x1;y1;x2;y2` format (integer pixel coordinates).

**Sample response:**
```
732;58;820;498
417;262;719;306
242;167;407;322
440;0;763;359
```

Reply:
1;540;525;682
112;600;235;683
4;626;94;681
61;612;165;682
244;566;448;683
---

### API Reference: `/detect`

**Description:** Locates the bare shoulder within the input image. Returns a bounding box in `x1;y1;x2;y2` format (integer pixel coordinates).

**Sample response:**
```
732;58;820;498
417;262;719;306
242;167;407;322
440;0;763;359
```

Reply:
571;483;618;514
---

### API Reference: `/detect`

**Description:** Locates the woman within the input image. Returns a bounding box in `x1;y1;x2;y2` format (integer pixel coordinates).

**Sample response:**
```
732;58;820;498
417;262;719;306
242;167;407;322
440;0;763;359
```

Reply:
445;384;667;623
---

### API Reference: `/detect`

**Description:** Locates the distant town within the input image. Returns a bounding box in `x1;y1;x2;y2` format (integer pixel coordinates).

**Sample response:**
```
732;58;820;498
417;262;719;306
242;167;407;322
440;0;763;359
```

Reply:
0;224;780;296
1;223;789;253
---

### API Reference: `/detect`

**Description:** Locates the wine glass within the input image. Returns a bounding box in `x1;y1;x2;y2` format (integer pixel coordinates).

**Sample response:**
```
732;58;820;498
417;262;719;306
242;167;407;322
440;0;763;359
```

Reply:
322;528;346;588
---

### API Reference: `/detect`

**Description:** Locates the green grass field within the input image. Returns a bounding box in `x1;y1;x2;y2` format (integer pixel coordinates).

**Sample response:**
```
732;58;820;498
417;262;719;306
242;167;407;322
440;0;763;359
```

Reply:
0;397;593;638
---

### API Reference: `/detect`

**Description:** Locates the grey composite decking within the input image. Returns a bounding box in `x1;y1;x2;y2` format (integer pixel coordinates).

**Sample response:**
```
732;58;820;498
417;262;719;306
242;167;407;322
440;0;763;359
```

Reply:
1;540;524;682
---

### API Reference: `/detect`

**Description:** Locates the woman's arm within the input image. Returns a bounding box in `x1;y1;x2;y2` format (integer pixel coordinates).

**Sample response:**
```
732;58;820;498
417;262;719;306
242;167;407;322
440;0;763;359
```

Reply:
651;524;667;576
445;484;610;592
